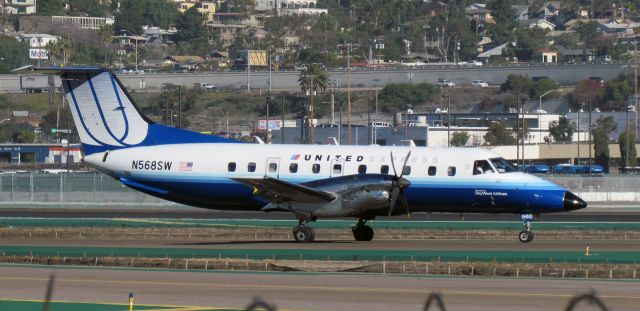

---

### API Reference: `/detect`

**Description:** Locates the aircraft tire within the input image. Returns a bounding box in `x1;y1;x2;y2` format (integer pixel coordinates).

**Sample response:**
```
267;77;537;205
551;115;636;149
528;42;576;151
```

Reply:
518;230;534;243
353;225;374;241
293;226;314;243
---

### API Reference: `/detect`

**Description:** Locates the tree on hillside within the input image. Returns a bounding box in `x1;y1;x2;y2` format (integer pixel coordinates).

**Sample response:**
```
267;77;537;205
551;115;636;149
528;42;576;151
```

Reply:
450;131;470;147
98;24;114;66
298;63;328;143
593;116;616;172
115;0;179;35
37;0;64;15
0;37;29;74
501;74;532;98
548;116;575;143
173;7;209;55
484;121;516;145
619;130;638;168
486;0;516;44
377;83;439;112
576;21;600;48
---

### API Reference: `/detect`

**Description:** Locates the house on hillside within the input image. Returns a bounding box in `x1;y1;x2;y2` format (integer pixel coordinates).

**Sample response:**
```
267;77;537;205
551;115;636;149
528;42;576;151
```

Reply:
4;0;36;14
555;45;594;63
596;19;639;38
278;0;327;15
18;34;59;48
465;3;493;23
536;1;563;20
520;19;556;31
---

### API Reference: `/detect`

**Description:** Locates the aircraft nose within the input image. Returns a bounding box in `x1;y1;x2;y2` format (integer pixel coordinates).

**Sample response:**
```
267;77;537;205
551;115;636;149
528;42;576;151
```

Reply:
563;191;587;210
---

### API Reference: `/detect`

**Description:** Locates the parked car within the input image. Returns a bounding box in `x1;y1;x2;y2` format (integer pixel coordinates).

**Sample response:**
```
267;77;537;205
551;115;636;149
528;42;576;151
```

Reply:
597;55;612;63
471;80;488;87
525;163;551;174
436;79;455;87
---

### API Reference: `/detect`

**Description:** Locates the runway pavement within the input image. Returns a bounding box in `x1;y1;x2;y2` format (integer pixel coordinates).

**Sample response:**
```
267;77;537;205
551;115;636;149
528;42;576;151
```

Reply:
0;265;638;311
2;206;640;222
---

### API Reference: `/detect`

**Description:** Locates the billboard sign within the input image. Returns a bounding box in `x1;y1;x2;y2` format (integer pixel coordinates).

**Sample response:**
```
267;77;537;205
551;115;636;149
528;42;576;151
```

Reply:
29;49;49;60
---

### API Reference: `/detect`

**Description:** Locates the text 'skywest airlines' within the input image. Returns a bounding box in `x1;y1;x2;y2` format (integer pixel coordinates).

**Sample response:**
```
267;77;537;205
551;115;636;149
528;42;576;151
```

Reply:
49;67;586;243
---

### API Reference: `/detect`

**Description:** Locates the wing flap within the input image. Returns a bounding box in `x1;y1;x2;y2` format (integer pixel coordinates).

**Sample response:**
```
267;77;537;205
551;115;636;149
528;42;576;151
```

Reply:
232;176;336;203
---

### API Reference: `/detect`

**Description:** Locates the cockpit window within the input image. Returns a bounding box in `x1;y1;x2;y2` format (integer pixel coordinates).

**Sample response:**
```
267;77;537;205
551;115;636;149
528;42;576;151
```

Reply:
473;160;494;175
489;157;518;173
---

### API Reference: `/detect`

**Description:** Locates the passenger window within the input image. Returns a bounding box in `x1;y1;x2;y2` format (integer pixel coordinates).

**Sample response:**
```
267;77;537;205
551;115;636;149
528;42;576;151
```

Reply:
448;166;456;176
312;163;321;174
428;166;437;176
289;163;298;173
402;166;411;176
333;164;342;174
381;165;389;174
228;162;236;172
358;165;367;174
473;160;494;175
268;163;277;173
247;162;256;172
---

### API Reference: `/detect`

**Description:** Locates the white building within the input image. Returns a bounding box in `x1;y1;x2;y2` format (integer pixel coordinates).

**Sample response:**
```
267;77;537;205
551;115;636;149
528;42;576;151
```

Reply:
18;34;59;48
4;0;36;14
278;0;327;15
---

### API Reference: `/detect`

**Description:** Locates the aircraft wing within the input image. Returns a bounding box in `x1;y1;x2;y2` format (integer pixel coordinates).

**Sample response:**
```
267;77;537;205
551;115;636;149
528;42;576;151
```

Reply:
232;176;336;203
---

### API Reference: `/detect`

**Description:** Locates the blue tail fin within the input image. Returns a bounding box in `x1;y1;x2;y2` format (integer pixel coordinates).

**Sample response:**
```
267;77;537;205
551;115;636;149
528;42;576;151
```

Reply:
51;67;237;155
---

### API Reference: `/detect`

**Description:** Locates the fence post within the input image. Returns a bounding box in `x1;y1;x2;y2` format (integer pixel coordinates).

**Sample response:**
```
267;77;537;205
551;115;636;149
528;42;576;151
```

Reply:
30;172;33;202
59;172;63;202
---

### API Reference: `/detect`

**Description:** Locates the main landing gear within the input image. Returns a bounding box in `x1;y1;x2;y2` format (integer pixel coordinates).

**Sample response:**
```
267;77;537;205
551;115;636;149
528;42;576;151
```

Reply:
518;213;535;243
352;219;374;241
293;219;315;243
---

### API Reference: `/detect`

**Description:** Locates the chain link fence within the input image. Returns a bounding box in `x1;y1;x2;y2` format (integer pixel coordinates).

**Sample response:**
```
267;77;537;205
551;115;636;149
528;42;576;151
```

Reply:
0;173;164;204
1;173;639;203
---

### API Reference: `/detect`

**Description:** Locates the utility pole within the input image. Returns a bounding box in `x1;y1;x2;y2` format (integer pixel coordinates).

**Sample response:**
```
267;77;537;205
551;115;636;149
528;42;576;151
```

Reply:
588;97;592;173
347;43;352;145
447;94;451;147
266;96;270;144
177;86;182;129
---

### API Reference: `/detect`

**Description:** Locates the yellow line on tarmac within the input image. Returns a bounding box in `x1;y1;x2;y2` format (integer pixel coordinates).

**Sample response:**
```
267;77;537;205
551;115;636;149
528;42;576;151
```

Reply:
2;276;640;301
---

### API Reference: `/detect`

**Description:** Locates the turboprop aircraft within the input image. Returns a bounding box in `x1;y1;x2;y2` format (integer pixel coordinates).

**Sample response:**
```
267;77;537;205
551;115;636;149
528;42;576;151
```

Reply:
39;67;586;243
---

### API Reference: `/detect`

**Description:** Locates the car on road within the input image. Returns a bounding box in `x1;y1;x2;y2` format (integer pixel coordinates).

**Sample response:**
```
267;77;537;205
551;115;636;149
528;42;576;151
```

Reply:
196;82;216;91
471;80;488;87
436;79;455;87
588;76;605;85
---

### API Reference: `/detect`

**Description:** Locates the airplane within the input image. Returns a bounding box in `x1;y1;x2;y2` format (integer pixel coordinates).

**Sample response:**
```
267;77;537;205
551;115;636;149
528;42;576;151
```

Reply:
39;67;586;243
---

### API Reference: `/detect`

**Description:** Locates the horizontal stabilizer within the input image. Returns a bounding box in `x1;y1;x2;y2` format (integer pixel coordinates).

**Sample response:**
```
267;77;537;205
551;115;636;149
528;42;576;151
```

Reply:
232;176;336;203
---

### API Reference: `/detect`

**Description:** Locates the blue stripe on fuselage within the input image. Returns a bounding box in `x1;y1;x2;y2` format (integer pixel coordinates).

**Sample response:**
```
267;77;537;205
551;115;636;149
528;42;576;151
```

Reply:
121;173;566;213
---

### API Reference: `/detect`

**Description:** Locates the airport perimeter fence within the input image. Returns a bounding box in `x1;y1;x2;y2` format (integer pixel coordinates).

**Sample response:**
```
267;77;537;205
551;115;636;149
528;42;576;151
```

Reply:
1;173;640;204
0;173;165;204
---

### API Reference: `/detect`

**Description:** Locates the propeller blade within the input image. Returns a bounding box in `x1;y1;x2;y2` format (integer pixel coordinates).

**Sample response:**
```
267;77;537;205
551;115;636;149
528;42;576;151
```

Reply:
399;150;412;178
399;190;409;215
390;151;398;177
388;186;400;216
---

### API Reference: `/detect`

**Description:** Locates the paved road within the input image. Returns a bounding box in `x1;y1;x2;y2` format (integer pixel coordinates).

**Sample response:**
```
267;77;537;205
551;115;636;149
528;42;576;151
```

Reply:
0;265;637;311
0;64;629;92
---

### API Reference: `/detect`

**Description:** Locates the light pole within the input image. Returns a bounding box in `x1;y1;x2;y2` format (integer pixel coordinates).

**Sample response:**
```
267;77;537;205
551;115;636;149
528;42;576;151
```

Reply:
447;94;451;147
538;89;558;143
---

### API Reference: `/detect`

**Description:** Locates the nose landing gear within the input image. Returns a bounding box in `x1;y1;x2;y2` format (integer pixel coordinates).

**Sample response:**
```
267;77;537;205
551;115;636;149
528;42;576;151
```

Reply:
518;213;535;243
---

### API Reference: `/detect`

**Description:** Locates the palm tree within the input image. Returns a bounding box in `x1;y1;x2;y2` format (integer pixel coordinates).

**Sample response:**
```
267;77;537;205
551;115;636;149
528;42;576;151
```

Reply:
99;24;114;67
47;36;74;66
298;63;328;143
